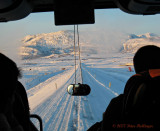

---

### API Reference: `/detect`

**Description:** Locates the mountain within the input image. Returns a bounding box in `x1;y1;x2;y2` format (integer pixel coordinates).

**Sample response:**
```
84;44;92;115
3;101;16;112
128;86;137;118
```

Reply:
20;30;98;60
122;33;160;53
20;31;160;60
128;33;157;39
20;31;75;59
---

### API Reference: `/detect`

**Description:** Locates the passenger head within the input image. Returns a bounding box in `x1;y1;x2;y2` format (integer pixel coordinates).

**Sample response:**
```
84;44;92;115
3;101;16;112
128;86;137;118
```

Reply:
133;45;160;73
0;53;21;105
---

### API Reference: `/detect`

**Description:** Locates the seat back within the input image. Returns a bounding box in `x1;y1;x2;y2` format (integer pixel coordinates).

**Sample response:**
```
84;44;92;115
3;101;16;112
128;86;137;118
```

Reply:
13;81;32;131
14;81;40;131
123;69;160;129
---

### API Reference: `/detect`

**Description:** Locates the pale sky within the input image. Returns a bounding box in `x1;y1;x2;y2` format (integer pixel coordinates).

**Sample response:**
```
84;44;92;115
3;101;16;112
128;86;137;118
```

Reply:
0;9;160;62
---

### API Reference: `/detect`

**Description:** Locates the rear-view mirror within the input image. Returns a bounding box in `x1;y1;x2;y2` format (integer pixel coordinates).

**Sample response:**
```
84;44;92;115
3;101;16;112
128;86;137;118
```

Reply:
67;84;91;96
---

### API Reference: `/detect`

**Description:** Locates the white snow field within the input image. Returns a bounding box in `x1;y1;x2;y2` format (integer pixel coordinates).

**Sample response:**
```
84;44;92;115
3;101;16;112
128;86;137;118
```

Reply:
21;58;134;131
19;31;160;131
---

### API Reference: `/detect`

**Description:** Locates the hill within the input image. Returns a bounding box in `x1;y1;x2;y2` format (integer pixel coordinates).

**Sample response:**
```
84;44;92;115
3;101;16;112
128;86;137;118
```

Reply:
122;33;160;53
20;30;98;60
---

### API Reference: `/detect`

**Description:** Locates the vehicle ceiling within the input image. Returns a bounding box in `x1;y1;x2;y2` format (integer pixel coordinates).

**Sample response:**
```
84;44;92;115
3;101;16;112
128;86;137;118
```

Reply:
0;0;160;24
32;0;116;12
31;0;117;12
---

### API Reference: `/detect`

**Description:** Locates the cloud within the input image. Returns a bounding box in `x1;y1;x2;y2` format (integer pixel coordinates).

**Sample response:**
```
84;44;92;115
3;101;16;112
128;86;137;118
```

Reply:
80;28;128;54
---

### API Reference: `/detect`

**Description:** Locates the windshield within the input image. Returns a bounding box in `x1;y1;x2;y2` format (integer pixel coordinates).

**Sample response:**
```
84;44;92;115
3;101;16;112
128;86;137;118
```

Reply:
0;9;160;131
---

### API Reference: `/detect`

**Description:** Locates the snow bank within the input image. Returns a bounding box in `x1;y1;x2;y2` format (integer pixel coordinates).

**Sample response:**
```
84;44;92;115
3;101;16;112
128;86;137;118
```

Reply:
28;67;76;110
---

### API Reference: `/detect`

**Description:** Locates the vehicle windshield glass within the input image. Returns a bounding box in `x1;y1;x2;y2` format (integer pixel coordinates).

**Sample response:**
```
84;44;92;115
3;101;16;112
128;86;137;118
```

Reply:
0;9;159;131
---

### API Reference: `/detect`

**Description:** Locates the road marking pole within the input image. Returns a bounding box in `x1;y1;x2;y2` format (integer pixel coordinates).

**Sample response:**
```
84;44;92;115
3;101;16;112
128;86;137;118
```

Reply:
55;83;57;89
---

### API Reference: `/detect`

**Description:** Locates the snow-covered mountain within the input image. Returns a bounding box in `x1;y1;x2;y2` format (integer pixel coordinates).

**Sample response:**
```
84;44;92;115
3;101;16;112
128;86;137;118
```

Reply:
20;30;98;60
20;31;160;60
122;33;160;53
20;30;75;59
128;33;157;39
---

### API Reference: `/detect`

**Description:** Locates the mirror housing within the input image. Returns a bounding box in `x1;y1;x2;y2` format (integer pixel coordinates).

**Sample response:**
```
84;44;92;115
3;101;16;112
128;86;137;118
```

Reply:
54;0;95;25
67;84;91;96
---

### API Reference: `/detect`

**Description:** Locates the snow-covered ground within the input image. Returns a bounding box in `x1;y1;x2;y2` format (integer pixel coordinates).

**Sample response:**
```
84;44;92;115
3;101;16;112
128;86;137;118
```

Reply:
19;55;134;131
18;31;160;131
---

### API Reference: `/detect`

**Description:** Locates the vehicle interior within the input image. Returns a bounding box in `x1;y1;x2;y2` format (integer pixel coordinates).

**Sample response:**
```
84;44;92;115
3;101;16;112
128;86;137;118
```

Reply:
1;0;160;131
1;0;160;23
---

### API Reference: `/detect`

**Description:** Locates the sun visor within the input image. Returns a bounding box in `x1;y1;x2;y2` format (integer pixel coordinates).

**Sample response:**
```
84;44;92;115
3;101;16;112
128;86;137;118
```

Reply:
54;0;95;26
0;0;32;22
115;0;160;15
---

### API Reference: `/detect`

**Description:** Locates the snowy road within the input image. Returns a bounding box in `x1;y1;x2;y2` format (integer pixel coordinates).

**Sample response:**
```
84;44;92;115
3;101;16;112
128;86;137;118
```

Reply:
28;63;133;131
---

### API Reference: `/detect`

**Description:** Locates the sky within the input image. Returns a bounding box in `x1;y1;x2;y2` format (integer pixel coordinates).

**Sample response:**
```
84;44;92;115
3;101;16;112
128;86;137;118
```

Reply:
0;9;160;62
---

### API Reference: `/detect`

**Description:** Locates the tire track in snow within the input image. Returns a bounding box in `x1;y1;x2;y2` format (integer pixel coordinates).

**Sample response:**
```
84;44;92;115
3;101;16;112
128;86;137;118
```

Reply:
31;66;83;131
32;77;74;131
81;97;94;120
78;65;125;129
30;64;128;131
46;93;72;131
80;96;94;130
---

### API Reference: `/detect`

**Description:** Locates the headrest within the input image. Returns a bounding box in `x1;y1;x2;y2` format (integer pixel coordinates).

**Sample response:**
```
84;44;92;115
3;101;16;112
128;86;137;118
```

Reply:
123;69;160;119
